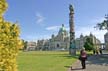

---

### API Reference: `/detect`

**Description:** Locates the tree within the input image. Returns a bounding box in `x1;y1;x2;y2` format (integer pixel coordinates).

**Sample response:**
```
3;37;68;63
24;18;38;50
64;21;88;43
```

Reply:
95;14;108;31
84;37;94;51
22;40;28;50
0;0;23;71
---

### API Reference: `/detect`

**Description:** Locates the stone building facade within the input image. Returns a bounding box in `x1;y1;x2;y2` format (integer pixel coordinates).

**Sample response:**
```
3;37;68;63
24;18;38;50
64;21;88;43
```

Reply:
26;24;69;51
75;33;101;50
26;41;36;51
26;25;101;51
48;24;69;50
104;32;108;49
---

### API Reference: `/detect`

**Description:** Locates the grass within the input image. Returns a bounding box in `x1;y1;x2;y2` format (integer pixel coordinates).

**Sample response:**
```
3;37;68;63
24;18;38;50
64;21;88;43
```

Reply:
17;51;78;71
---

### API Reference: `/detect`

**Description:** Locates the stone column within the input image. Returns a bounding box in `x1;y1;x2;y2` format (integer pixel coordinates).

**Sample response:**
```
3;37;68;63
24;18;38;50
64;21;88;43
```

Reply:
69;4;76;55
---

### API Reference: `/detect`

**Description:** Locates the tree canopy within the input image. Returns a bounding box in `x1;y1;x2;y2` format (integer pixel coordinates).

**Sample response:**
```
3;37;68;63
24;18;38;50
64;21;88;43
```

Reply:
0;0;23;71
95;15;108;31
84;37;94;51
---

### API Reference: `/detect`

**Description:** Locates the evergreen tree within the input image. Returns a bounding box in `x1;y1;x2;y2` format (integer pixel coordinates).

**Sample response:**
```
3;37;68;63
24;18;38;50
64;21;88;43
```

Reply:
22;40;28;50
84;37;94;51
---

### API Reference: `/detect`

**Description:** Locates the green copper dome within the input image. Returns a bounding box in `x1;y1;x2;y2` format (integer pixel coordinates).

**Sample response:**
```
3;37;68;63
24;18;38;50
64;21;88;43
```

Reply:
59;24;66;34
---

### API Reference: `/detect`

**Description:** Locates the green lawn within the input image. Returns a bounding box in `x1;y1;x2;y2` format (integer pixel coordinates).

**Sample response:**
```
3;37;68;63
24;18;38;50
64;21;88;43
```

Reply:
17;51;78;71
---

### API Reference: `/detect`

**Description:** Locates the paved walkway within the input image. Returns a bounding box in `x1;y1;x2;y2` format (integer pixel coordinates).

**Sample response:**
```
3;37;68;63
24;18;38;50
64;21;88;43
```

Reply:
68;50;108;71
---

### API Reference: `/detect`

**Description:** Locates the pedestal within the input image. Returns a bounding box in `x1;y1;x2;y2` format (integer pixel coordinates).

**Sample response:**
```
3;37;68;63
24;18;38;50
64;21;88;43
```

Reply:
69;48;76;55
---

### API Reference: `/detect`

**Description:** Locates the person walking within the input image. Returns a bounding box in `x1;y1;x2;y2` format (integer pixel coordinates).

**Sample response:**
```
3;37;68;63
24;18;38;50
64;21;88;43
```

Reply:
99;47;102;54
79;47;87;69
93;48;96;55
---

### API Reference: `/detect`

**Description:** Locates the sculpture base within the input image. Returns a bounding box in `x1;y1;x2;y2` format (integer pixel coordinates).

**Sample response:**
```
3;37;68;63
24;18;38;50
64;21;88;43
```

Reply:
69;48;76;55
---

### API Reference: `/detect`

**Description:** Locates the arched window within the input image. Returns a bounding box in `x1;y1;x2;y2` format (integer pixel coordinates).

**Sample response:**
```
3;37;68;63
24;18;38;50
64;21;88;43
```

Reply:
57;44;59;48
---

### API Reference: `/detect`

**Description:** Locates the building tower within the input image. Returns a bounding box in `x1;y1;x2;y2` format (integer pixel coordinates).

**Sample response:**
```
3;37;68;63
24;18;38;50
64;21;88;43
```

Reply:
69;4;76;55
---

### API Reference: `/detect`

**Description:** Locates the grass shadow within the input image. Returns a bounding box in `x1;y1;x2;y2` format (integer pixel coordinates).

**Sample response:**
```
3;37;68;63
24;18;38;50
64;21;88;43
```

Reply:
64;66;71;68
61;54;80;59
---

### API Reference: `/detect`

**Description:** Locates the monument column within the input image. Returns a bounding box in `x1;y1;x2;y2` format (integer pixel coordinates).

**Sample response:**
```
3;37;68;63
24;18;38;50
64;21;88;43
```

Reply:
69;4;76;55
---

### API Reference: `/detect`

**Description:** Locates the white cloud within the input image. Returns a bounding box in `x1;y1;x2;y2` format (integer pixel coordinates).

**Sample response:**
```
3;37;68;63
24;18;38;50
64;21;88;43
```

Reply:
36;13;45;24
46;26;60;31
46;24;69;31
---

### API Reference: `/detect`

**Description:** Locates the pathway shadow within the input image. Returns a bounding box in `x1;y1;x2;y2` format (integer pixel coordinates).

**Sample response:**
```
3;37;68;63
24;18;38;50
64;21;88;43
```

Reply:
86;54;108;66
64;66;82;71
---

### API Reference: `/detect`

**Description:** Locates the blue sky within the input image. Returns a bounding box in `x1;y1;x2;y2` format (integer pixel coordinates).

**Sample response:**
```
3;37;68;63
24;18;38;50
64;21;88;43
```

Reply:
4;0;108;42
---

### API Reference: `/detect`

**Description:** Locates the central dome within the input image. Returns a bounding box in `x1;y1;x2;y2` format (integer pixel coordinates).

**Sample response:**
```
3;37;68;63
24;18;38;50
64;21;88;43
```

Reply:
58;24;66;34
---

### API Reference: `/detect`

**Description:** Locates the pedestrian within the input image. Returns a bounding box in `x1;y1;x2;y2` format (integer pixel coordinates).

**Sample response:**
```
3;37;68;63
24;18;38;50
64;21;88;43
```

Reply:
93;48;95;55
99;47;102;54
96;49;99;55
79;47;87;69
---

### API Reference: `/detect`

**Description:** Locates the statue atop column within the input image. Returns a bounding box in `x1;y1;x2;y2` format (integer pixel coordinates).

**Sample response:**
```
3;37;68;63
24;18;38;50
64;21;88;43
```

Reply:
69;4;74;14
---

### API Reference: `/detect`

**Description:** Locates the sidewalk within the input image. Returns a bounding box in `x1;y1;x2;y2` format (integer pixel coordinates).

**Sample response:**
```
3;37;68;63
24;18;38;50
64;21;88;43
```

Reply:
68;51;108;71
